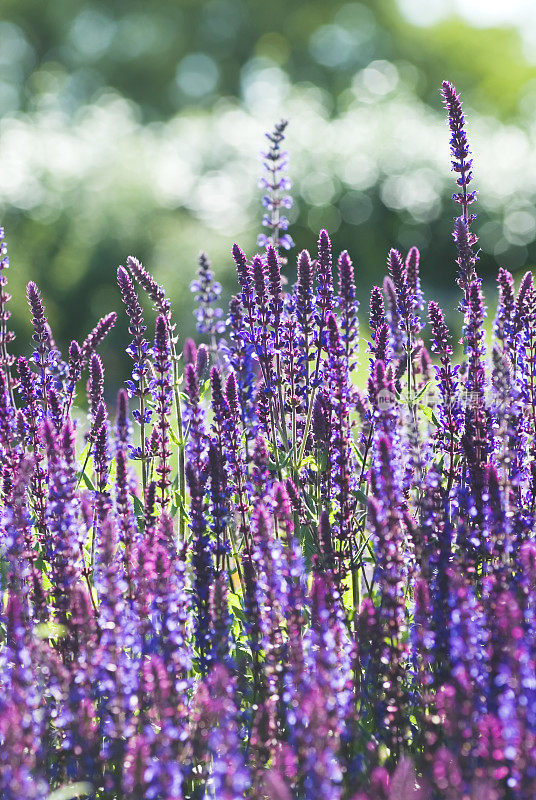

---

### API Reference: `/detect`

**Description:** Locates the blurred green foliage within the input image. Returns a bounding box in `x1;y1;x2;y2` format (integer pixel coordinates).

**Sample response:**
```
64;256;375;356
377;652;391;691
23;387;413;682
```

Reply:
1;0;536;390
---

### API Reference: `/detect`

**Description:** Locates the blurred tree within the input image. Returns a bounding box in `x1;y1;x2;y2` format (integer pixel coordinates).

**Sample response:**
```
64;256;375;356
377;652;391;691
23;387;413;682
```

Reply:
1;0;535;390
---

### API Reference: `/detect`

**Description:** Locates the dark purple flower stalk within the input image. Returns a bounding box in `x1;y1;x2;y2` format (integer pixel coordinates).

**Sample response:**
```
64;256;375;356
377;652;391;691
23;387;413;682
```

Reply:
17;356;48;538
186;461;213;676
113;390;138;601
453;216;479;292
311;229;334;388
0;366;22;506
125;253;187;535
190;251;225;345
258;119;294;254
87;353;104;420
61;340;83;423
47;387;63;432
280;299;300;449
494;267;515;355
184;362;208;479
80;311;117;366
516;279;536;506
208;440;230;572
26;281;50;412
312;388;331;451
232;243;253;307
117;264;150;492
196;342;209;382
382;276;405;373
371;322;390;365
183;336;197;366
126;255;171;319
152;315;172;508
267;245;283;333
369;285;385;335
115;387;130;450
428;301;462;491
368;435;411;762
461;280;490;504
251;434;270;496
387;248;412;334
368;360;396;435
224;371;253;554
93;420;110;519
337;250;359;375
326;314;355;574
226;294;258;433
252;501;287;700
209;573;233;668
251;254;277;396
42;419;81;630
405;246;424;317
295;249;314;406
1;457;45;618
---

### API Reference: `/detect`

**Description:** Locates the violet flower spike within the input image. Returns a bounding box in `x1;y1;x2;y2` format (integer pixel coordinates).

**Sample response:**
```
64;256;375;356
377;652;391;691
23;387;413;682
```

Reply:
190;251;226;345
258;118;294;254
80;311;117;366
152;314;172;508
441;80;477;224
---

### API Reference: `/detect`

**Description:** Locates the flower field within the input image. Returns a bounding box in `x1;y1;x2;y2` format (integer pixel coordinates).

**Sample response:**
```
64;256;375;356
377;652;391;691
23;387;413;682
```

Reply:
1;81;535;799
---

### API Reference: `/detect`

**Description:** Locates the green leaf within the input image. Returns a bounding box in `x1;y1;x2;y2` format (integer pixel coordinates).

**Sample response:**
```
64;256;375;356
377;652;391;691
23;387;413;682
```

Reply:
35;622;67;640
419;404;439;428
230;602;247;624
80;472;95;492
46;782;93;800
300;524;317;570
352;488;369;505
413;380;431;402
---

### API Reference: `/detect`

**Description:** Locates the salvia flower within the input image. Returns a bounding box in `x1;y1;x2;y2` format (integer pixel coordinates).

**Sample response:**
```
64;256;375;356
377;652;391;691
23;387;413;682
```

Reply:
190;251;226;342
258;119;294;253
80;311;117;366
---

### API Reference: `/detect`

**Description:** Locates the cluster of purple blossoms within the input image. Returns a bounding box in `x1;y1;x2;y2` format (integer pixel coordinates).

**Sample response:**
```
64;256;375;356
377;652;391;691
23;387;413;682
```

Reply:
257;119;294;254
3;82;536;800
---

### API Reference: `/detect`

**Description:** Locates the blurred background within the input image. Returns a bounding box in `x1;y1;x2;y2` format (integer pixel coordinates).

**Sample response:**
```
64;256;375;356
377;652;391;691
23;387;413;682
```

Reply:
2;0;536;389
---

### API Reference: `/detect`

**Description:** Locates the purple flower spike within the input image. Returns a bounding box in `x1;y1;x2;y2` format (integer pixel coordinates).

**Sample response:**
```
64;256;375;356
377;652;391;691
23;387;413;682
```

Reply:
369;285;386;335
80;311;117;365
453;216;478;289
87;353;104;418
186;461;213;676
232;243;252;298
26;281;49;361
258;119;294;254
337;249;359;371
196;343;209;382
183;336;197;366
118;264;151;485
190;251;225;341
126;254;171;319
153;315;172;508
317;229;333;316
441;81;477;223
312;388;331;448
